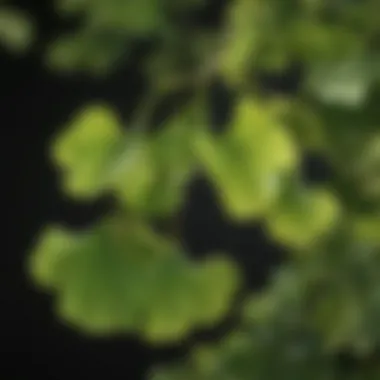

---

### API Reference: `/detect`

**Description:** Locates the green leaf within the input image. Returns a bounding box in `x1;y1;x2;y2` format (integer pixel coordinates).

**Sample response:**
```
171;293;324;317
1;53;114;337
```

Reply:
46;31;130;73
143;108;198;215
28;218;240;342
51;104;124;199
266;186;341;249
88;0;164;35
219;0;264;86
0;8;34;53
110;104;200;216
194;98;299;221
107;134;157;211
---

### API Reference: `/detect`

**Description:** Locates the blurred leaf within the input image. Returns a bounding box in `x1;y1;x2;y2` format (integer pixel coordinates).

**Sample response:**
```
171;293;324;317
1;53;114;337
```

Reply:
266;186;341;249
110;103;201;216
306;58;375;108
46;31;130;73
0;8;34;53
219;0;267;86
142;106;199;216
87;0;164;35
352;214;380;244
194;97;299;220
28;218;240;341
107;133;157;211
51;104;124;199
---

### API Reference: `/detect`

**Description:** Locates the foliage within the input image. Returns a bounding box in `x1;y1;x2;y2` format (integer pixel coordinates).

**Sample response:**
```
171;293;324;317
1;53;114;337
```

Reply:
3;0;380;378
0;6;34;53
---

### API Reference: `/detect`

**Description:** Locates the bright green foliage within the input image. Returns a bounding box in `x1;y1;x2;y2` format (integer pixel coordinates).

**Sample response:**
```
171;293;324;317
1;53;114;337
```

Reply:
52;101;200;216
5;0;380;378
194;97;299;220
29;218;240;341
0;7;34;53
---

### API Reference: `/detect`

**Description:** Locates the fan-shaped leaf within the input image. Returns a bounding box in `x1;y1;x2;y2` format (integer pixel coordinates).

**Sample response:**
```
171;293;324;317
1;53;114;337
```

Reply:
194;98;299;220
51;104;124;199
28;219;240;342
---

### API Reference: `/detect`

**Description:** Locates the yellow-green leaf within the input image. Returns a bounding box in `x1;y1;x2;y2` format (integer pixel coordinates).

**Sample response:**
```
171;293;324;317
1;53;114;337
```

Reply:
51;104;124;199
194;98;299;221
266;187;341;249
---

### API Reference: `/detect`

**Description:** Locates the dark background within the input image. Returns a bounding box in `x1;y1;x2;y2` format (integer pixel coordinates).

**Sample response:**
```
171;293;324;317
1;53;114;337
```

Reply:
1;1;330;378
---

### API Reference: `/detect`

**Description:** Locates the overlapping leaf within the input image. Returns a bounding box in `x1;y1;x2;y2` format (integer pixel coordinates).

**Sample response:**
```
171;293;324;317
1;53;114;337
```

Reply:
51;103;198;216
110;105;199;216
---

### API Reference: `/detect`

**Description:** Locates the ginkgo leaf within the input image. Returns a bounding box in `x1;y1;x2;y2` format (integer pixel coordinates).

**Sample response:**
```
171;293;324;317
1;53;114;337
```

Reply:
266;186;341;249
111;105;199;216
194;98;299;221
0;8;34;53
28;218;240;342
107;134;156;211
51;104;124;199
142;109;198;216
191;255;241;325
